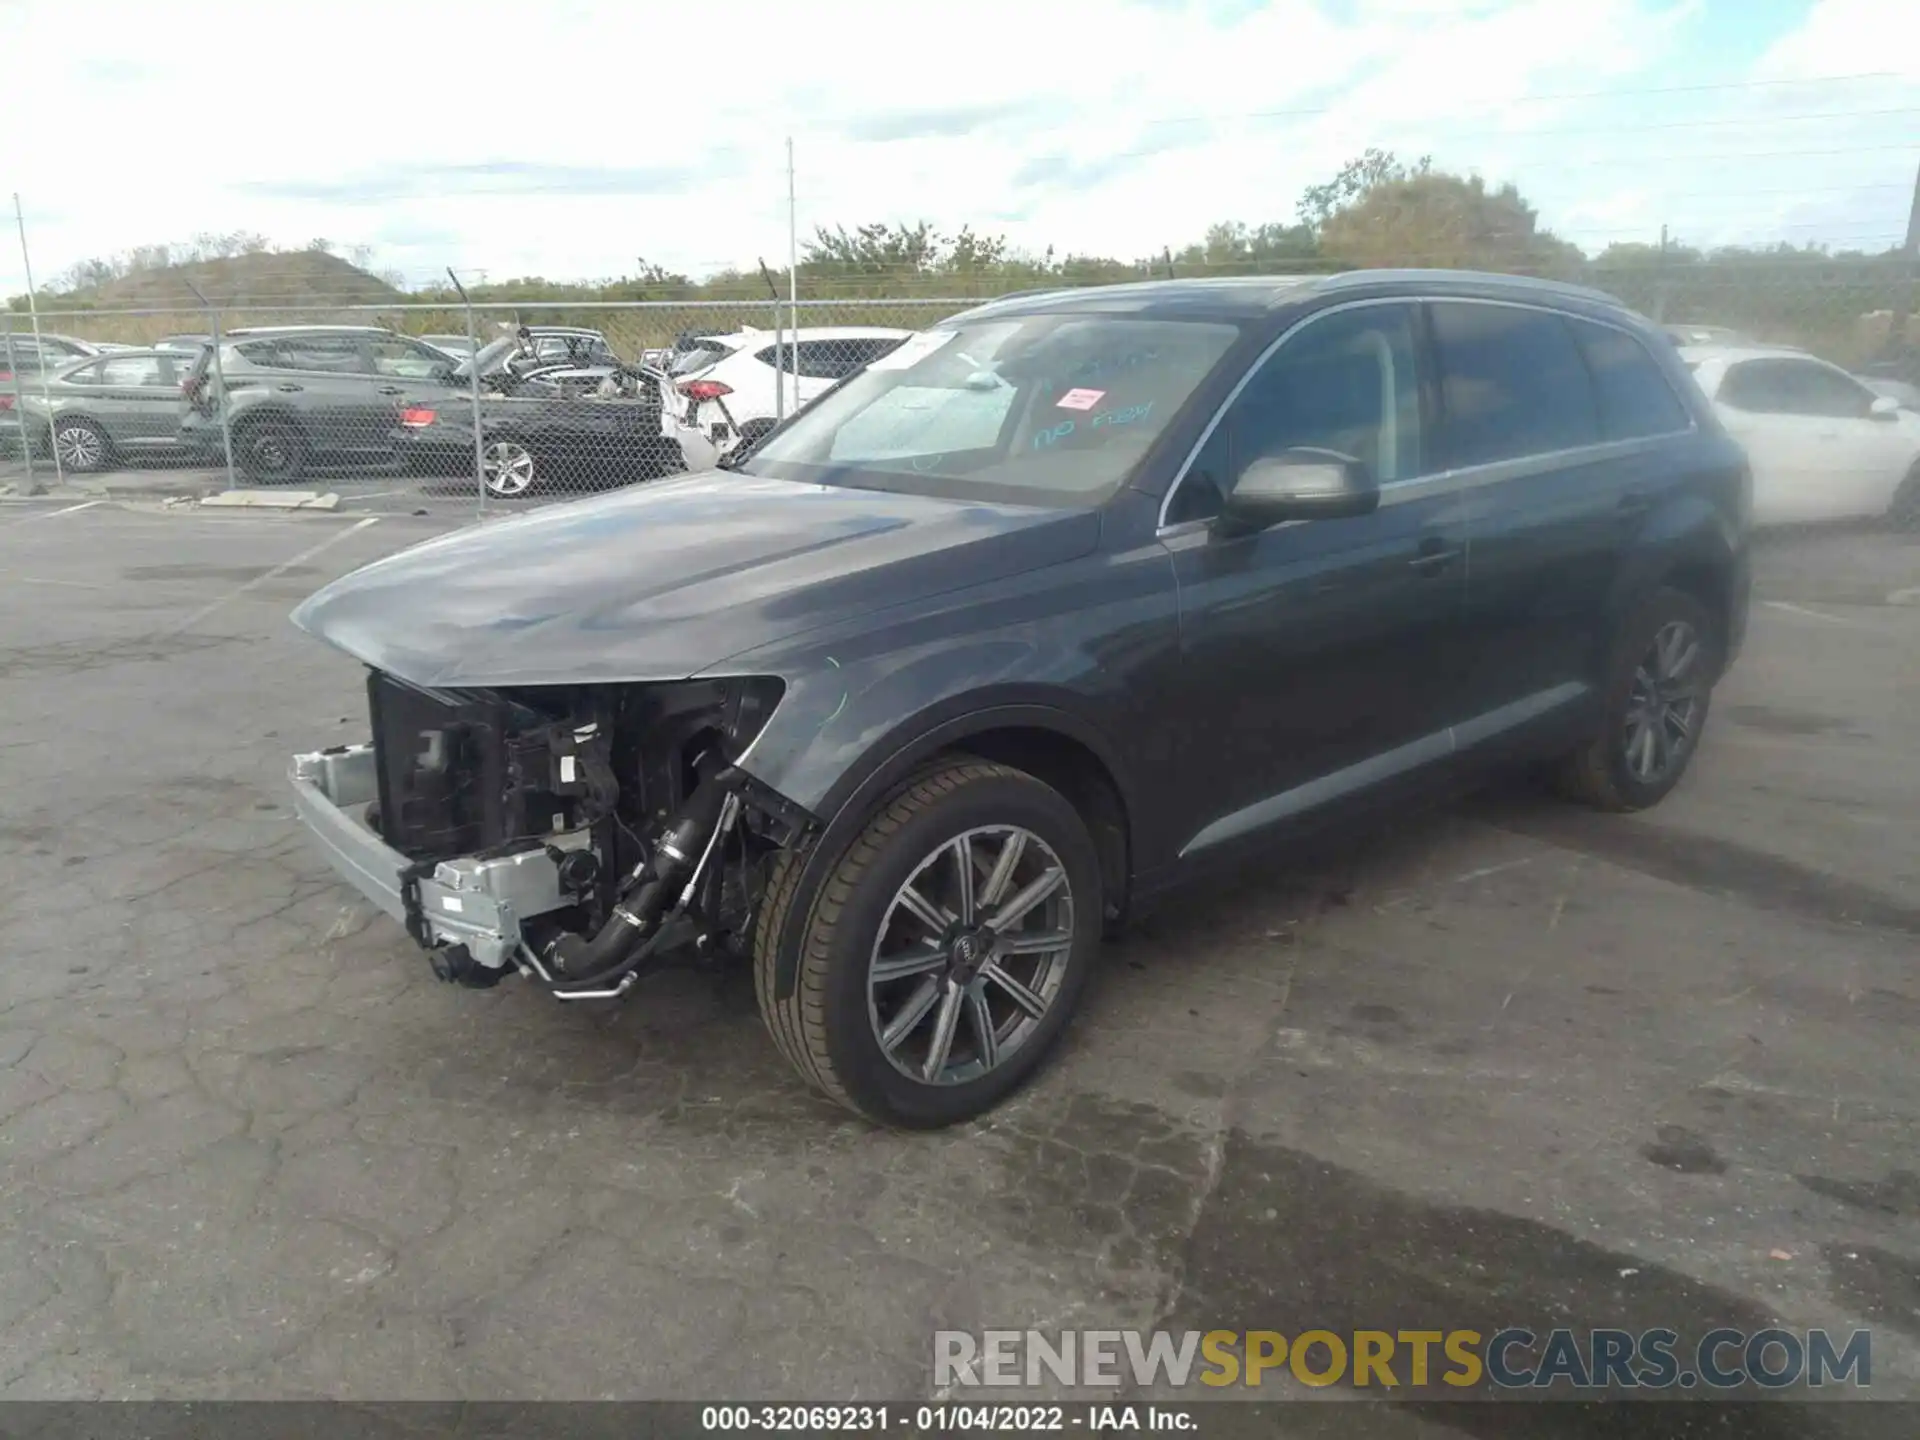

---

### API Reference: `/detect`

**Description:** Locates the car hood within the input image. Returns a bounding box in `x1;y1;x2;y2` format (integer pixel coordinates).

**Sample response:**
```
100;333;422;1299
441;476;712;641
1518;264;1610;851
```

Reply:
290;470;1101;688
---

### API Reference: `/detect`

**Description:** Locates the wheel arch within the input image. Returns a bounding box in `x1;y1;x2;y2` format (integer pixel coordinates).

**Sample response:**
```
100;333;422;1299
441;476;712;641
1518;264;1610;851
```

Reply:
229;404;311;445
762;701;1136;1001
1611;494;1747;679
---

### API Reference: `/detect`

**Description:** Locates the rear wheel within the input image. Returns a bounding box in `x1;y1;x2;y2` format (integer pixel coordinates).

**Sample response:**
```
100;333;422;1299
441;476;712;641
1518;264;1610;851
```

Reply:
482;439;539;498
1556;587;1718;811
753;758;1102;1129
237;420;307;484
52;418;112;473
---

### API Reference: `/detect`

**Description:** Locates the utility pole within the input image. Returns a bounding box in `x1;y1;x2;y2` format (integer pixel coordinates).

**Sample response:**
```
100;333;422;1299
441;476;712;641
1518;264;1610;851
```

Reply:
13;194;62;484
787;136;799;422
1883;159;1920;363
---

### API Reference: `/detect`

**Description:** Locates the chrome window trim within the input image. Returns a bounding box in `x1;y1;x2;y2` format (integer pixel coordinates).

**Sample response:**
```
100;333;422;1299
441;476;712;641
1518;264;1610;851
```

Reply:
1155;293;1698;537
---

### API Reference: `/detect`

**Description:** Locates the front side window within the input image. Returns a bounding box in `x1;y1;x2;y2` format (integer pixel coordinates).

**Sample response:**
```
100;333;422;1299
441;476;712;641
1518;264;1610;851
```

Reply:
366;335;451;379
1571;319;1690;440
1167;303;1423;525
97;355;169;387
1431;301;1597;468
1719;358;1873;420
744;315;1240;506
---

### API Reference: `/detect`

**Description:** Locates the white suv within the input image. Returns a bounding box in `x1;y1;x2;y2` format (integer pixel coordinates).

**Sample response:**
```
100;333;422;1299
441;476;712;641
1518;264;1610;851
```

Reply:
663;326;912;452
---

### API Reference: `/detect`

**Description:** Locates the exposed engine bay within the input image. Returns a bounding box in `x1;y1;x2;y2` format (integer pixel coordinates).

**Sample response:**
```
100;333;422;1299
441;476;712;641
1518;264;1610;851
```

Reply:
322;669;810;999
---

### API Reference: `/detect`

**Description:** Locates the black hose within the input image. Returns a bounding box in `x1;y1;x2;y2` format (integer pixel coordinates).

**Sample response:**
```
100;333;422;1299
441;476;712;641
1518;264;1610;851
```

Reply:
546;762;738;992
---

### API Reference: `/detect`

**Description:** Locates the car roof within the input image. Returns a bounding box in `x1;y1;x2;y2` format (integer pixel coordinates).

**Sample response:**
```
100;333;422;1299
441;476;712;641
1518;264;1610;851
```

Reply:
224;324;400;337
1677;343;1820;365
738;326;916;343
950;270;1633;324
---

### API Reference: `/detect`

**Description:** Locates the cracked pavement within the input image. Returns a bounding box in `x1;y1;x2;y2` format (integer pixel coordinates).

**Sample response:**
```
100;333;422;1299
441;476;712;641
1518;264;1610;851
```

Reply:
0;503;1916;1426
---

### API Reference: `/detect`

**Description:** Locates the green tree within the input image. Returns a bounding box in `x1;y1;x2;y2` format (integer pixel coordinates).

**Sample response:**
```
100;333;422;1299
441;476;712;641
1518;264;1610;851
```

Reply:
1298;148;1432;233
1317;169;1582;275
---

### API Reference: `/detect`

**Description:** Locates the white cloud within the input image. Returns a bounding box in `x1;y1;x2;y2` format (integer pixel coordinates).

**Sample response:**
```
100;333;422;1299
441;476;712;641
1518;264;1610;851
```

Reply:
0;0;1910;301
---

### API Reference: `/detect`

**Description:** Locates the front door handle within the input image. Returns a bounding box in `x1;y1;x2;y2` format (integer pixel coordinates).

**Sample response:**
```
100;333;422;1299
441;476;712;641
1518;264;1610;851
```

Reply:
1618;488;1653;515
276;383;304;393
1409;538;1461;575
377;385;405;396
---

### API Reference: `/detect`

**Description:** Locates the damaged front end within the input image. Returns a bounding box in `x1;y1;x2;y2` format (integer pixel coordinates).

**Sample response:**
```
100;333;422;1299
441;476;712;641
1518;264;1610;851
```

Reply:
289;670;811;998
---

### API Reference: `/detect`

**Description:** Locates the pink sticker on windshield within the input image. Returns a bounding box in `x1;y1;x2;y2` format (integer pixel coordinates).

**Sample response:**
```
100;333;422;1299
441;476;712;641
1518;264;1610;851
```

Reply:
1056;388;1105;411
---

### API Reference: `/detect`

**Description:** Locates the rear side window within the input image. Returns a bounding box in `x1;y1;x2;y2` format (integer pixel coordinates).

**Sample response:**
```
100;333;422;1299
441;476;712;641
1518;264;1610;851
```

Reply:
1570;320;1689;440
760;338;900;381
97;355;170;387
240;335;366;374
1431;302;1597;468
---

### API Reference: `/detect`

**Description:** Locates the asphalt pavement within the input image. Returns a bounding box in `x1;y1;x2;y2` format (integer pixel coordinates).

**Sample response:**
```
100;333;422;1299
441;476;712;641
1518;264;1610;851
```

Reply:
0;499;1915;1433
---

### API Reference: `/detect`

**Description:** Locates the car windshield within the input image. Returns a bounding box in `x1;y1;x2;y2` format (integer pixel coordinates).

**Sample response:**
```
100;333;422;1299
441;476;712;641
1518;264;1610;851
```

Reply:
738;314;1240;505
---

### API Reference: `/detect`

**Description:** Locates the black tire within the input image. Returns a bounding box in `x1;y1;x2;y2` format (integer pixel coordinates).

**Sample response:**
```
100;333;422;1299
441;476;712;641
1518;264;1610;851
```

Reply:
753;758;1103;1129
1556;587;1719;812
1888;466;1920;532
52;417;112;474
236;420;307;484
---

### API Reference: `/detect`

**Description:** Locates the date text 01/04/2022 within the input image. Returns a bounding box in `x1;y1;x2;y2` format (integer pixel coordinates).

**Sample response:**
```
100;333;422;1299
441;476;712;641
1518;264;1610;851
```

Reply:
699;1402;1198;1431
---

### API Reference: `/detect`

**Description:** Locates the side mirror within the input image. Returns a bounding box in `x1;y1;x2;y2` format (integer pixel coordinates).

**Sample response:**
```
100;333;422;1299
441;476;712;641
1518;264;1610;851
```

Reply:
1868;395;1900;421
1216;447;1378;535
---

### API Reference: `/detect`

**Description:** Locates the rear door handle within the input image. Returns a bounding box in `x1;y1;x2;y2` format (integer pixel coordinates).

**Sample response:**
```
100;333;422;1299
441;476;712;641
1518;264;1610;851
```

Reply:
377;385;405;396
276;383;303;393
1409;538;1461;574
1618;489;1653;515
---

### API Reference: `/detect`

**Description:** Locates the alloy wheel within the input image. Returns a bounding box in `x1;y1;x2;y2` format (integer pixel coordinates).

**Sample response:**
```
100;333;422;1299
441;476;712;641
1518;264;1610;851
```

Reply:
54;424;104;471
1622;619;1704;784
483;440;536;496
867;825;1074;1087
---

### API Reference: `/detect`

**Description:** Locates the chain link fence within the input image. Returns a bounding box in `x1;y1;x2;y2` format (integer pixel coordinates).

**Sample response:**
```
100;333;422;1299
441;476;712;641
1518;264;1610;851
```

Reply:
5;262;1915;507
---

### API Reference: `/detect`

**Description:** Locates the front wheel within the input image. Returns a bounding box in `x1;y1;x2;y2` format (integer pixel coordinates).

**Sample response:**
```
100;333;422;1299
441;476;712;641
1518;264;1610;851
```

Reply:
1556;587;1719;811
753;759;1103;1129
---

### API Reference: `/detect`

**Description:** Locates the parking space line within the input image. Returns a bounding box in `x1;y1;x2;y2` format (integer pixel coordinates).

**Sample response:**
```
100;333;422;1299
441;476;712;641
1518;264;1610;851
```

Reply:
1760;599;1859;626
0;498;106;526
162;516;381;637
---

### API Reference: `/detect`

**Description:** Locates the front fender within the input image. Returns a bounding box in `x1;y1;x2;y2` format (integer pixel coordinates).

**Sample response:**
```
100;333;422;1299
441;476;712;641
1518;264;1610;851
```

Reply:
709;539;1180;1000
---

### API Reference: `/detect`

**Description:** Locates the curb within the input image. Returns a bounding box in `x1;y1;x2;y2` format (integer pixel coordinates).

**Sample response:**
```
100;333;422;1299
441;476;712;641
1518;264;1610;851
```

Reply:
198;490;341;511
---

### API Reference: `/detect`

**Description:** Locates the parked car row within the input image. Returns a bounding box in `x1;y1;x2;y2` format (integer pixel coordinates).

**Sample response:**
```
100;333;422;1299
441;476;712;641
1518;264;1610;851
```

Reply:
8;309;1916;527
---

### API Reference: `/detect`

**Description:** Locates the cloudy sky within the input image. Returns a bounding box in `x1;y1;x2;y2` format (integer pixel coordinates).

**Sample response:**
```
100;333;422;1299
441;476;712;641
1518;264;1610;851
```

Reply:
1;0;1915;295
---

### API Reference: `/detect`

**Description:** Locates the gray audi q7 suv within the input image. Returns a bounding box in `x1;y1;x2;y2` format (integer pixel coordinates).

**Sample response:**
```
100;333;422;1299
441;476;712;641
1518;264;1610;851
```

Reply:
286;271;1751;1128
